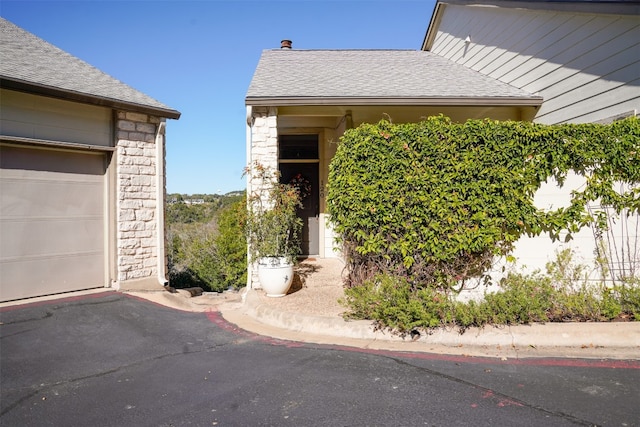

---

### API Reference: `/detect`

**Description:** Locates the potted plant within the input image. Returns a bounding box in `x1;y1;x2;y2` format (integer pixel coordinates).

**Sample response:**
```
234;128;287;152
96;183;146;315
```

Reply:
245;162;303;297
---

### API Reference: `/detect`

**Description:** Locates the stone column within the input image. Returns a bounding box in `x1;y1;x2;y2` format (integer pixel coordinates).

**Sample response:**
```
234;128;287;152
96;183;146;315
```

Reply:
114;111;163;290
248;106;278;289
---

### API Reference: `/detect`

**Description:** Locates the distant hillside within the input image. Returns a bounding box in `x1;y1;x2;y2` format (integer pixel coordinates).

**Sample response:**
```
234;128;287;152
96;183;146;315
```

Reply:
167;191;244;204
166;191;245;224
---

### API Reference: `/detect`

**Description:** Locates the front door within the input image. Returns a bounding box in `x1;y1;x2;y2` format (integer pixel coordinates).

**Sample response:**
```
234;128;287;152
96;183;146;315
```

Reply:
279;163;319;256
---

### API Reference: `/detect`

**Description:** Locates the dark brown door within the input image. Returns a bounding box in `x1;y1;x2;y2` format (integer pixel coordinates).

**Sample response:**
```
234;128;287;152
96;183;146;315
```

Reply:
279;163;319;256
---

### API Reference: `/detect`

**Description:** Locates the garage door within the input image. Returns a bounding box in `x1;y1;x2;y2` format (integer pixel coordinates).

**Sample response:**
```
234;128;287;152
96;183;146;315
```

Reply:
0;144;107;302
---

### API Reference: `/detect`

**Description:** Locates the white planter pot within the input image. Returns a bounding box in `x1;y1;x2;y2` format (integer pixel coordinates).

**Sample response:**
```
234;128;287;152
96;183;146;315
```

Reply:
257;257;294;297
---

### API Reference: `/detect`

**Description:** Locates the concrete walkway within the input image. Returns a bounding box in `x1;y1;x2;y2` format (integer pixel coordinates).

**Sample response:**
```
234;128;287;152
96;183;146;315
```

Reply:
127;257;640;361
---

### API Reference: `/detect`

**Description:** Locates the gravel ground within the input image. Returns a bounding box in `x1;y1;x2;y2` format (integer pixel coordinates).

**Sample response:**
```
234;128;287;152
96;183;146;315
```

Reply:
122;258;348;317
255;257;348;318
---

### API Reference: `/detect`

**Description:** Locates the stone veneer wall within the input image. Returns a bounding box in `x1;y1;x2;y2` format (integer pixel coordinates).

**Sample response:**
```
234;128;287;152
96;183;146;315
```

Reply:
116;111;162;285
248;106;278;288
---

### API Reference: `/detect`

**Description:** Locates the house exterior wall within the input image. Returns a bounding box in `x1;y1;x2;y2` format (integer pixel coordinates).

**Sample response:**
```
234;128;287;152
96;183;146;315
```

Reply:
247;106;348;288
246;104;537;287
429;4;640;124
247;106;279;288
321;119;343;260
429;3;639;284
0;89;168;299
114;111;166;290
249;107;279;174
0;89;112;145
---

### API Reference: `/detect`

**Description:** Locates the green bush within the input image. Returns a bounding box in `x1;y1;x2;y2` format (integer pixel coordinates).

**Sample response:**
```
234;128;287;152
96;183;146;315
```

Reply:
166;195;247;292
342;274;455;335
341;254;640;334
245;162;303;264
167;222;225;291
214;200;247;290
550;283;608;321
616;283;640;319
328;116;640;290
483;273;554;325
185;227;221;289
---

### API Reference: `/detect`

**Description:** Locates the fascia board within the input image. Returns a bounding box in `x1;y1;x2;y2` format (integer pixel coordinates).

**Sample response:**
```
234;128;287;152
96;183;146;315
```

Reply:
423;1;639;17
1;77;182;120
422;1;447;51
245;96;543;107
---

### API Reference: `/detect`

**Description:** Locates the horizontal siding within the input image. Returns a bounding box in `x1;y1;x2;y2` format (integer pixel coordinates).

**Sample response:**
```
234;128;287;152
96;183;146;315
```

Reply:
464;13;544;72
516;35;639;96
431;4;640;124
0;89;112;146
494;14;594;83
538;82;639;124
430;4;640;278
507;17;637;90
432;6;476;59
573;99;638;124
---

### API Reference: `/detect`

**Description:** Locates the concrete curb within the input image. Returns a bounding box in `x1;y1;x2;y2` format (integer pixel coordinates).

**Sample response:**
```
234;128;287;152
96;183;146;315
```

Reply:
241;290;640;350
6;288;637;359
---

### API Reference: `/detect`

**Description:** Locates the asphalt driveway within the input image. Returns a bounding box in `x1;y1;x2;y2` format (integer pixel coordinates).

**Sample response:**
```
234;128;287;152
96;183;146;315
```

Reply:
1;291;638;426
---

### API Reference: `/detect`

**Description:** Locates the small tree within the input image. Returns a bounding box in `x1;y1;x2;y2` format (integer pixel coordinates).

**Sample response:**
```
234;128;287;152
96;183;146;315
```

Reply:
245;162;303;264
215;199;247;289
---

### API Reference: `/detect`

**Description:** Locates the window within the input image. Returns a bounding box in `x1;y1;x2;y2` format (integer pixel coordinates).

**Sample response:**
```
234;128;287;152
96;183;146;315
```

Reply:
279;135;318;160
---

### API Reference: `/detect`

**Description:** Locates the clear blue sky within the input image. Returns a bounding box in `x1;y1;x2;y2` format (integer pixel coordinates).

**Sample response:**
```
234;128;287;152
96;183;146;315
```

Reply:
1;0;436;195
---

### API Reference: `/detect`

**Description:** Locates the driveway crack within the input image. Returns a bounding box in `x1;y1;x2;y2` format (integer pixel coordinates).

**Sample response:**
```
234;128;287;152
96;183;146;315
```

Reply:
0;342;228;418
389;356;598;426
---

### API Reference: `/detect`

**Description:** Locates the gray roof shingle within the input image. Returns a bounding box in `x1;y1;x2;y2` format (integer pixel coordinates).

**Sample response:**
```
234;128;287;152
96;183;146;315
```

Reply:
246;49;542;106
0;18;180;119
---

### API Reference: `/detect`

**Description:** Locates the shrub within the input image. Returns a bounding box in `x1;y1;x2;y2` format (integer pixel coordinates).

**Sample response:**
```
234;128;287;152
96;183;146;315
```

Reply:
328;116;640;290
185;228;222;290
342;274;455;335
245;162;303;264
166;195;248;292
482;273;554;325
615;283;640;320
340;251;640;334
214;200;247;290
167;224;204;288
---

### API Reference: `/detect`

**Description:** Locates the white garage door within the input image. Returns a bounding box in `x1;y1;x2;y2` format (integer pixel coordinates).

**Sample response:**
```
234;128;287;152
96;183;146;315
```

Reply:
0;144;107;302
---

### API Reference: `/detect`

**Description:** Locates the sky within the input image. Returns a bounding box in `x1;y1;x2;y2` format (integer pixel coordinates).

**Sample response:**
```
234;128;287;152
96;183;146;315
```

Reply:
1;0;436;195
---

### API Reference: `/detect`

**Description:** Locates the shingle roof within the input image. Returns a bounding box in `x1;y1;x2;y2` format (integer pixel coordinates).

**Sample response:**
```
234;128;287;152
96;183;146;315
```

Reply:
246;49;542;106
0;18;180;119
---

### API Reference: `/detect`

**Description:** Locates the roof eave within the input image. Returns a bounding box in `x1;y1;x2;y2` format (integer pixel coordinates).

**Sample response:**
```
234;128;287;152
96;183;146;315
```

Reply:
423;1;639;51
422;1;446;51
1;77;181;120
245;96;543;107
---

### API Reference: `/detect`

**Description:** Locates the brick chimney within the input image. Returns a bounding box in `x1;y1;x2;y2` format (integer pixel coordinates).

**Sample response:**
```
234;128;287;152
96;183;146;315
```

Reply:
280;39;292;49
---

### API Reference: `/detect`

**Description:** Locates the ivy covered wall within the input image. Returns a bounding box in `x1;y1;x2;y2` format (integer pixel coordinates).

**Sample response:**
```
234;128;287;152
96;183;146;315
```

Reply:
328;116;640;290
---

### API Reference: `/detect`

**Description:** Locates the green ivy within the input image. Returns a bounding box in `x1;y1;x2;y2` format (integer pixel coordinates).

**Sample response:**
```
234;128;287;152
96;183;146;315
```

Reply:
328;116;640;290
